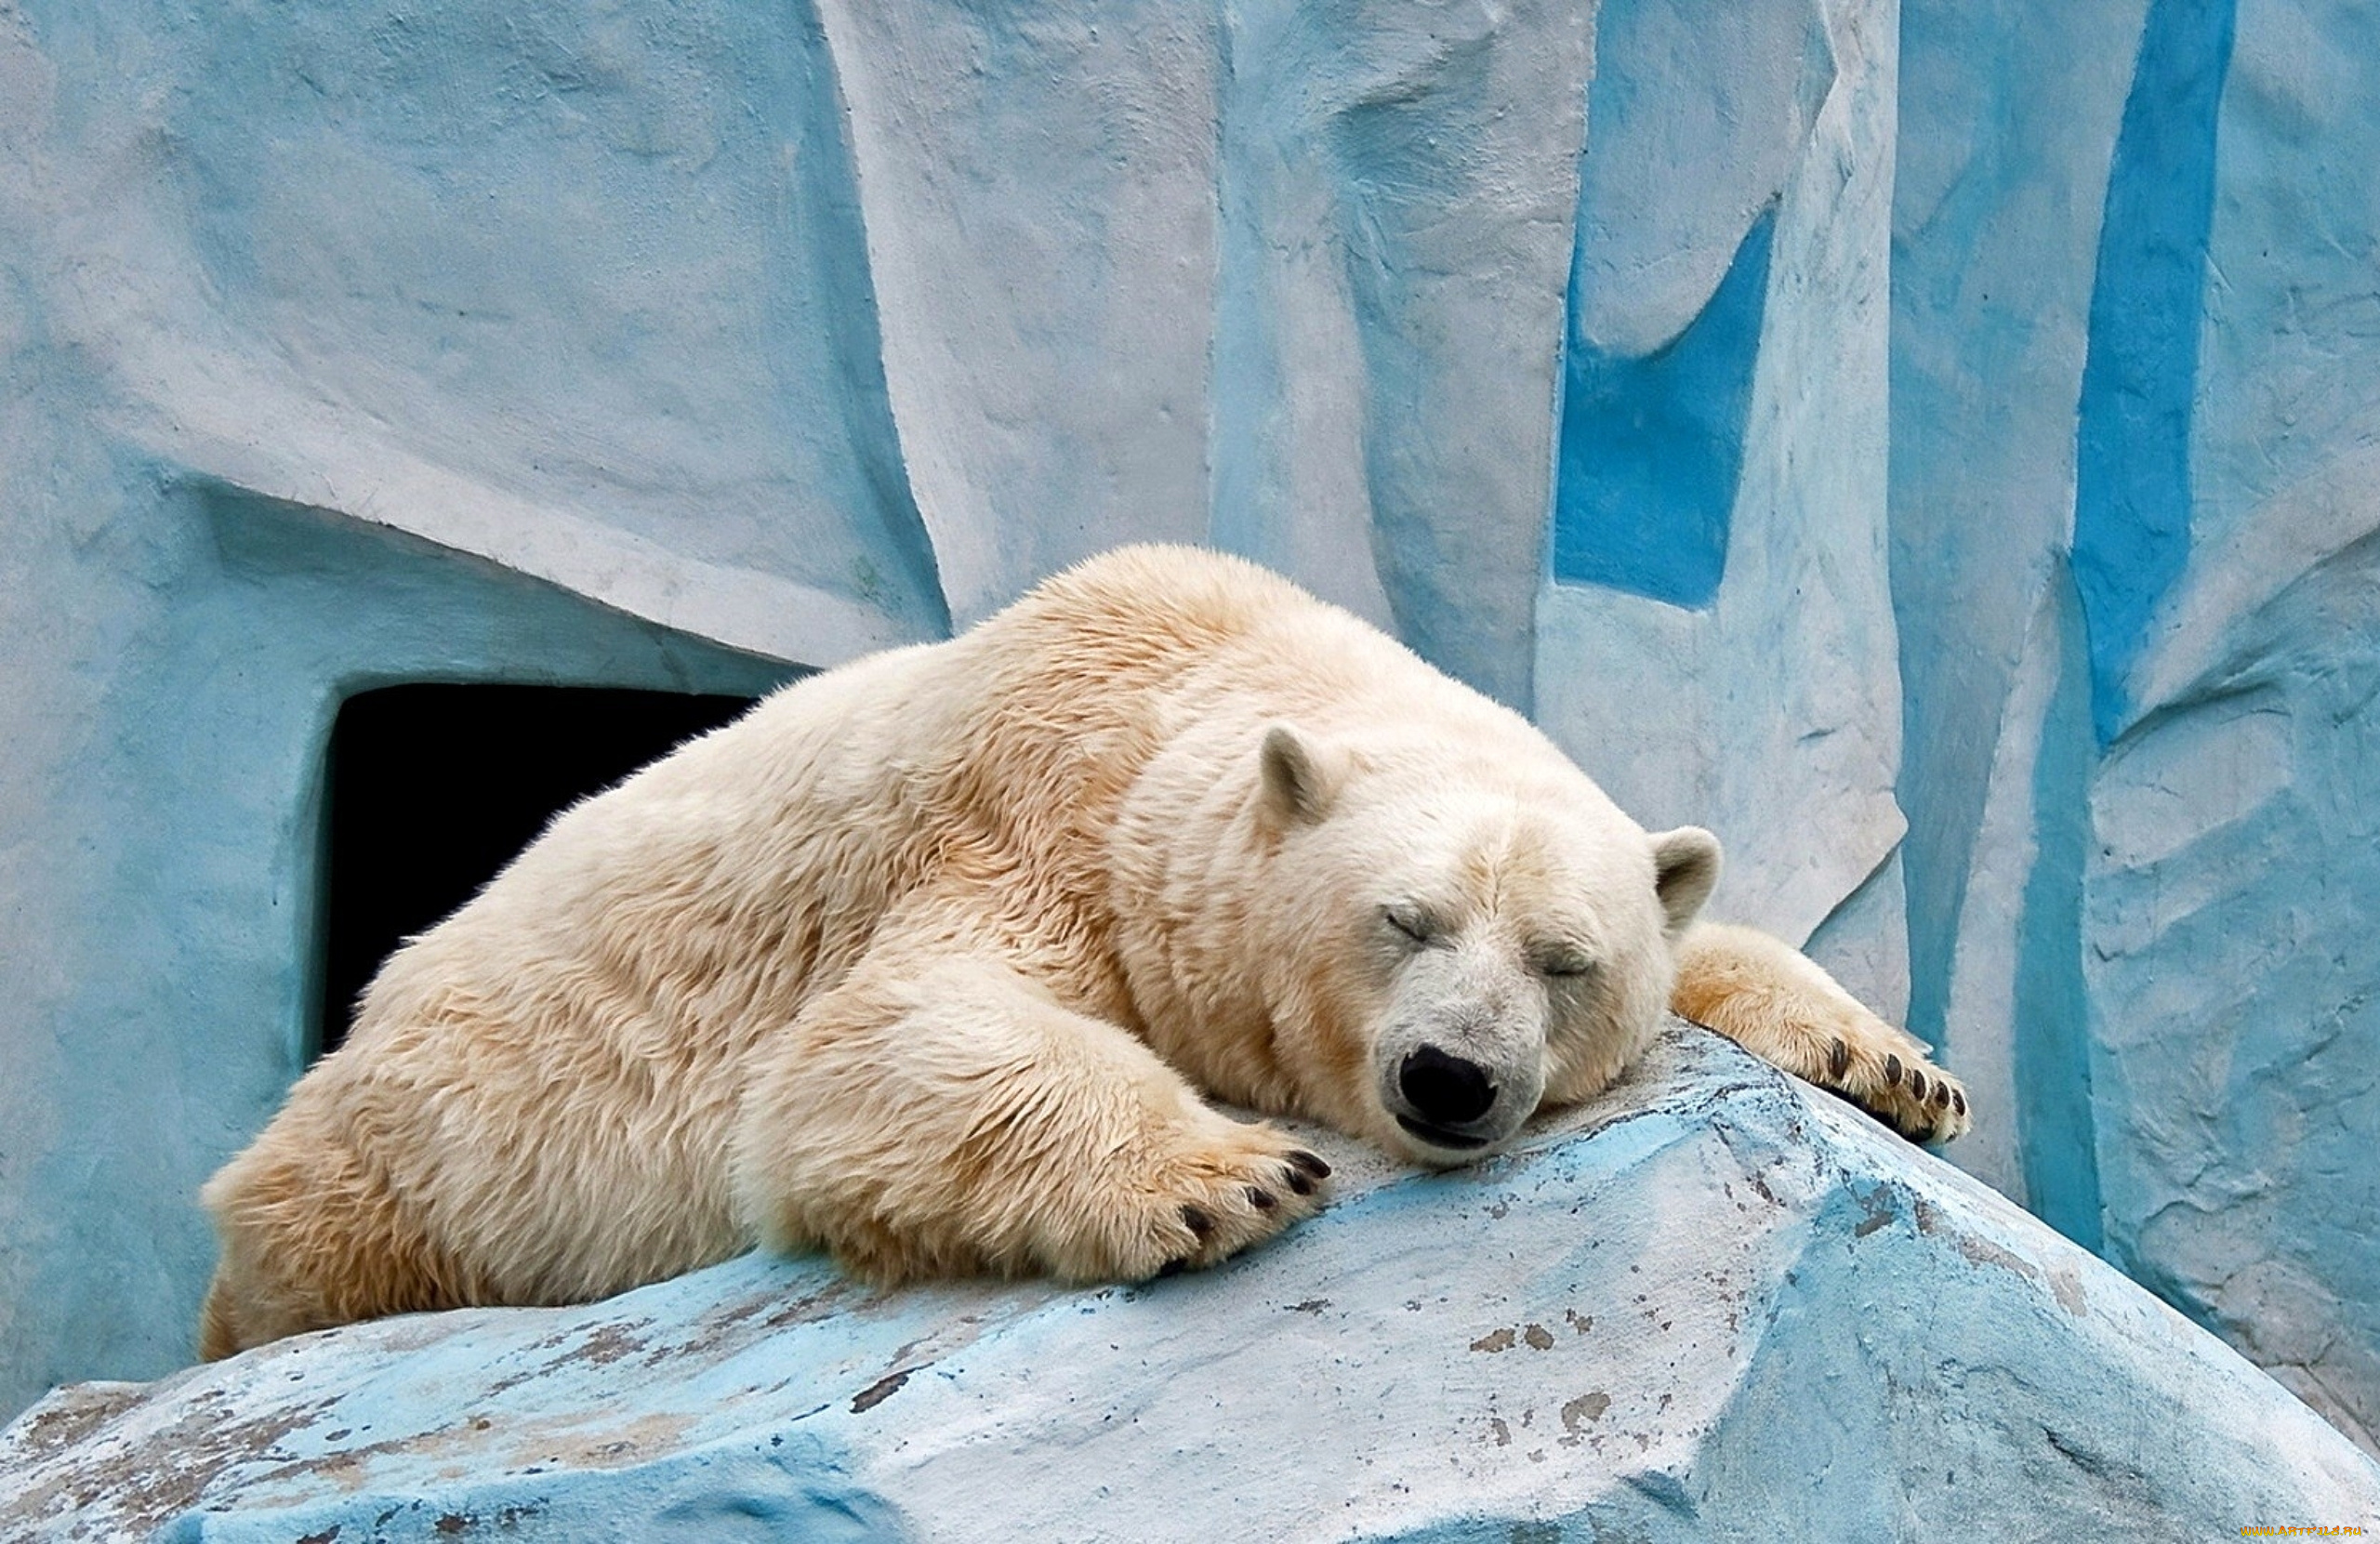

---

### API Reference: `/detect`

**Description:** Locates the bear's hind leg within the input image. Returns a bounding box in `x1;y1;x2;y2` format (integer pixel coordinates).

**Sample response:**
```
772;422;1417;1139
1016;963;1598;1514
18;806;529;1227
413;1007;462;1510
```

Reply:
197;1270;243;1363
1672;922;1970;1143
198;1116;473;1357
730;943;1332;1285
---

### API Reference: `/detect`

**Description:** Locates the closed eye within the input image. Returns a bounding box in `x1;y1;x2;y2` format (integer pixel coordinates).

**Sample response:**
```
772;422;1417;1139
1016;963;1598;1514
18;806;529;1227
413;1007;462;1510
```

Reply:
1537;952;1595;979
1383;904;1436;944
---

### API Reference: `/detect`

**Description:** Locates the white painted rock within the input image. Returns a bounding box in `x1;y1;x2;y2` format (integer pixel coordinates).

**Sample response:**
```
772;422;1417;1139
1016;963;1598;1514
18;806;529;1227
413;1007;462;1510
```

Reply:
6;1024;2373;1540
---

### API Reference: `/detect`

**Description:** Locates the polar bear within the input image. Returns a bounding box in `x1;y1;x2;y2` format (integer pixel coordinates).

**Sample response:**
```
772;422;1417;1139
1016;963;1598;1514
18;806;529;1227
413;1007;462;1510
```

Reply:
198;545;1965;1357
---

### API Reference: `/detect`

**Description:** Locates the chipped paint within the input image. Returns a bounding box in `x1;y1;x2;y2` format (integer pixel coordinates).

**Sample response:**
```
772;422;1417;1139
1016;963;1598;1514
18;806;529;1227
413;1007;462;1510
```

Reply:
849;1369;913;1416
1560;1392;1612;1434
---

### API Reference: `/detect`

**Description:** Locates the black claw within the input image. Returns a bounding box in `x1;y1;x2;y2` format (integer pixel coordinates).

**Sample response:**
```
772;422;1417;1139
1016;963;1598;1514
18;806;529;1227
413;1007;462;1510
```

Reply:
1908;1070;1927;1102
1286;1168;1315;1196
1181;1205;1214;1239
1827;1038;1850;1080
1884;1054;1903;1087
1933;1081;1952;1109
1952;1089;1967;1116
1155;1257;1189;1278
1288;1150;1332;1180
1249;1187;1277;1211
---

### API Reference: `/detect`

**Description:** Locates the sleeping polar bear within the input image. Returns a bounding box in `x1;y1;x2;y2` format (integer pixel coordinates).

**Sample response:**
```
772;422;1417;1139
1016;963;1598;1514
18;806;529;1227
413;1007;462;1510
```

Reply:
199;545;1966;1357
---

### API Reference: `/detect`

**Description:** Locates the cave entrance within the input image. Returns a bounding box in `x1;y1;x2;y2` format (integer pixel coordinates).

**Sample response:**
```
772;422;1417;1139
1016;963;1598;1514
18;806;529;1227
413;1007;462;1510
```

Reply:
316;684;760;1055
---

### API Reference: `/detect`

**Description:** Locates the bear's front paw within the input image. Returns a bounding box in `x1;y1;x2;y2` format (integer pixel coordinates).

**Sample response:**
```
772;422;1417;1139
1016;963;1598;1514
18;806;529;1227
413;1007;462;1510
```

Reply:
1093;1121;1334;1283
1688;993;1972;1145
1817;1025;1971;1146
1673;924;1972;1146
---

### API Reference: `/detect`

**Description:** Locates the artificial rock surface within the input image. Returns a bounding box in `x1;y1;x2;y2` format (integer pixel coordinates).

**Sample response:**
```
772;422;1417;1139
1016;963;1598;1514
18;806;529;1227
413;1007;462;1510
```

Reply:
6;0;2380;1471
6;1026;2373;1542
1547;0;2380;1455
1883;0;2380;1453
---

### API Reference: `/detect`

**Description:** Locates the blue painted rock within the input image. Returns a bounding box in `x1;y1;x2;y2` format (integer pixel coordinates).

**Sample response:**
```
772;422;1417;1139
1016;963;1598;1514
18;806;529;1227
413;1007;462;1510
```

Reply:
5;1024;2373;1540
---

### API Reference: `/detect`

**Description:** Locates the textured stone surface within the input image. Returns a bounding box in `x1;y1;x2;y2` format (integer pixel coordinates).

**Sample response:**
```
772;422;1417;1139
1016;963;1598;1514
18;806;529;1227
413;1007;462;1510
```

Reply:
1882;0;2380;1453
1535;0;2380;1456
2069;0;2380;1456
1539;0;1904;957
1884;0;2149;1236
5;0;2379;1471
6;1027;2373;1541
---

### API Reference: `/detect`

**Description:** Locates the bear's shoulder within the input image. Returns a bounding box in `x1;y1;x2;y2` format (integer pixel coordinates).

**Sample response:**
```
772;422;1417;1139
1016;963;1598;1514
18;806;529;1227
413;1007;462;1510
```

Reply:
1016;545;1320;642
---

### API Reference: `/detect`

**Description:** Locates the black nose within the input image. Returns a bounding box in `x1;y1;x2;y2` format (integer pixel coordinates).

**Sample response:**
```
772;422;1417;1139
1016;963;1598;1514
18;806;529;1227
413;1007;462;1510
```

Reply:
1399;1045;1498;1126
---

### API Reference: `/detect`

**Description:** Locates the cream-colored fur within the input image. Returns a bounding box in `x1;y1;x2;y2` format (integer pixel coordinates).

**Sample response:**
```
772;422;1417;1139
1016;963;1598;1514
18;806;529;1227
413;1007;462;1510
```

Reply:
198;546;1964;1359
1673;923;1967;1141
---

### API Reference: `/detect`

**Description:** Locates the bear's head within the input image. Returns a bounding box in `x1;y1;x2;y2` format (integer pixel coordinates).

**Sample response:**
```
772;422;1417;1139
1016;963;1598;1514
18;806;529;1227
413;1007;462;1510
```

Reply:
1250;723;1720;1167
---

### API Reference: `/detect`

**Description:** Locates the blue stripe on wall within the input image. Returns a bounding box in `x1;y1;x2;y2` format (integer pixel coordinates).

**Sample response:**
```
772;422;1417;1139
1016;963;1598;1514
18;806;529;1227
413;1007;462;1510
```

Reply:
1551;205;1776;608
2014;560;2106;1251
2073;0;2238;745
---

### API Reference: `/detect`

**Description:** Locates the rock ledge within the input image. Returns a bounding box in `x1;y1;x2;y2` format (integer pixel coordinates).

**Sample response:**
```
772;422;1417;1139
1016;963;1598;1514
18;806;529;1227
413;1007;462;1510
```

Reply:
6;1024;2375;1540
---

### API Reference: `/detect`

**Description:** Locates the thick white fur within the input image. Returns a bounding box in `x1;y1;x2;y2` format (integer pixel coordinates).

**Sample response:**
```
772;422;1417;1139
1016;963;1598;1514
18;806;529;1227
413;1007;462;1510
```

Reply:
199;546;1964;1357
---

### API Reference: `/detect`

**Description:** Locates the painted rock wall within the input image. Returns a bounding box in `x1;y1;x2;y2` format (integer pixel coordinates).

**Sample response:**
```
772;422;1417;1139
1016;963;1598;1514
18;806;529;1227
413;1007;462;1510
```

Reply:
6;1029;2374;1540
1886;0;2380;1454
1535;0;2380;1455
2;0;2375;1469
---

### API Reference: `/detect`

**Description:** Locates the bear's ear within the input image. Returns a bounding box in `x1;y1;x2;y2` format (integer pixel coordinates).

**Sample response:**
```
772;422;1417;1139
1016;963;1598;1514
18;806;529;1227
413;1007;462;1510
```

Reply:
1258;724;1343;825
1649;826;1722;936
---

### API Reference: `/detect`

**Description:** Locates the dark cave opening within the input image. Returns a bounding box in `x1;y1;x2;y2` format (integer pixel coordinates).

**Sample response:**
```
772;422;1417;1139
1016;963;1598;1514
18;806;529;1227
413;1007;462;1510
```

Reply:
316;684;759;1055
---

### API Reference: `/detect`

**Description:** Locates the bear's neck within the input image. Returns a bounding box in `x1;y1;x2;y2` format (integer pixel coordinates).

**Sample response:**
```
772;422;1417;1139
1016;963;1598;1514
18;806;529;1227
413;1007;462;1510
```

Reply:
1100;718;1318;1119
